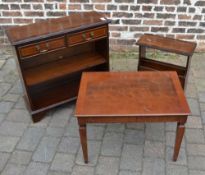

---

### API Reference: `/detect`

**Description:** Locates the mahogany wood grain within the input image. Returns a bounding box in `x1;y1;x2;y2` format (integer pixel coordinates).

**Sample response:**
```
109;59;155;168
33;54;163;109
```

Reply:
76;72;190;117
136;34;196;89
6;11;110;122
19;36;66;58
173;122;186;161
6;11;110;45
24;52;106;86
67;26;107;47
79;124;88;163
75;71;190;163
137;34;196;56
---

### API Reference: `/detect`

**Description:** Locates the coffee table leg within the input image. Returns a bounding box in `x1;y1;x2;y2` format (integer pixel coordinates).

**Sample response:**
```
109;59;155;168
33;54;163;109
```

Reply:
173;122;185;161
79;124;88;163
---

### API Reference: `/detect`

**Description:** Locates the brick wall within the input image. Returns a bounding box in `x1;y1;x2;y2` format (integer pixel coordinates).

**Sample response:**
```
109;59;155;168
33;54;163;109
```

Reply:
0;0;205;51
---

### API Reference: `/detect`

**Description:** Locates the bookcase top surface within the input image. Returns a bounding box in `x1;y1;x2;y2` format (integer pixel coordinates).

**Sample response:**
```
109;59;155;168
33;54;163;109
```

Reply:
6;11;110;46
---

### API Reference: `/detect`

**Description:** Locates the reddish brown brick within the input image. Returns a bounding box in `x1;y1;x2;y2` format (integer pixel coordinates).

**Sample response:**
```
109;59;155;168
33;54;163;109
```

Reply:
157;13;176;19
130;26;149;32
32;4;43;10
119;5;128;11
177;7;187;12
165;7;175;12
172;28;185;33
59;3;66;10
68;4;81;10
188;28;204;33
115;0;134;2
113;12;133;18
70;0;89;2
21;4;31;9
138;0;157;3
2;0;21;2
107;5;117;10
197;35;205;40
176;34;195;40
151;27;169;32
10;4;20;9
122;19;141;25
111;32;121;37
84;4;93;10
24;11;44;17
116;39;136;45
0;18;12;23
164;21;175;26
143;6;152;11
193;15;202;20
154;6;163;11
143;20;162;25
161;0;180;5
195;1;205;6
179;21;197;27
130;5;140;11
178;14;191;19
109;26;128;31
200;22;205;27
44;4;54;10
95;4;105;10
2;11;22;17
0;4;9;10
24;0;43;2
92;0;111;2
13;18;33;24
47;11;66;16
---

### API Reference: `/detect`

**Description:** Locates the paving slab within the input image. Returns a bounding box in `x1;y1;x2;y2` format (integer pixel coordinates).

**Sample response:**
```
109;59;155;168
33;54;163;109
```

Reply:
1;163;26;175
24;162;49;175
50;153;75;173
96;156;120;175
142;158;165;175
101;132;123;156
32;136;60;163
120;144;143;171
9;150;32;165
0;135;19;153
17;127;45;151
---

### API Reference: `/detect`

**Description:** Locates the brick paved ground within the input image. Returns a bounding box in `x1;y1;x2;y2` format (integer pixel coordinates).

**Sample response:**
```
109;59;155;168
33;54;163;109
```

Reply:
0;46;205;175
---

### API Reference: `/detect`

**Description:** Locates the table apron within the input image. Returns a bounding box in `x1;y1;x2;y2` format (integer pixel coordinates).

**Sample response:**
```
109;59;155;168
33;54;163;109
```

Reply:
77;115;188;125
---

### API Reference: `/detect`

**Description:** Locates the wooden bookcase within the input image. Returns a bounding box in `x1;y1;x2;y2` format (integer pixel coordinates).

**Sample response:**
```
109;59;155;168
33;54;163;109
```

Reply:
6;11;110;122
136;34;196;89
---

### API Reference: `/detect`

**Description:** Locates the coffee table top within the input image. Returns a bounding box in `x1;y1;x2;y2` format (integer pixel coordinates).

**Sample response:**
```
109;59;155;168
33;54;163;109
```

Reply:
75;71;190;117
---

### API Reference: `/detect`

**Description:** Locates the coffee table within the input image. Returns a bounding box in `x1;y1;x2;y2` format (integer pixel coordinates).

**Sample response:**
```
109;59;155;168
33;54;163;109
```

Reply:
75;71;190;163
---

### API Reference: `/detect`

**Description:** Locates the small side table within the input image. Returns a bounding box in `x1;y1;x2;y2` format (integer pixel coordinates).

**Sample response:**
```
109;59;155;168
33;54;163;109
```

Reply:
136;34;196;89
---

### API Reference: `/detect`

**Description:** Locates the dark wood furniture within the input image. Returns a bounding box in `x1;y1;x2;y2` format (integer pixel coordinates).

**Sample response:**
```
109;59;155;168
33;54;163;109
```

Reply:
6;11;110;122
75;71;190;163
136;34;196;89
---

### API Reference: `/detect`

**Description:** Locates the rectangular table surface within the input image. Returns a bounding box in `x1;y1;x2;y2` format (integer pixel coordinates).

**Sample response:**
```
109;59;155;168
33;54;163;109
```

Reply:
136;34;196;56
75;71;190;117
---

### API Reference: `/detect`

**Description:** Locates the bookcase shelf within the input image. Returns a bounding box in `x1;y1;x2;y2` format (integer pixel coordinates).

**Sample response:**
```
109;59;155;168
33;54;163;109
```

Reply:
25;52;106;86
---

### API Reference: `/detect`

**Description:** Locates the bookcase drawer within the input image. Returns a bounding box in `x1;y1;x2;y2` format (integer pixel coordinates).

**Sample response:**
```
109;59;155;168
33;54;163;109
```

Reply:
18;37;65;59
67;27;107;46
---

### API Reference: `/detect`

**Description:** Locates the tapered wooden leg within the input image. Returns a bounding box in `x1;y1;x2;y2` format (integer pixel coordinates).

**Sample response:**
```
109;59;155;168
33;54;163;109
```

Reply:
79;124;88;163
173;122;185;161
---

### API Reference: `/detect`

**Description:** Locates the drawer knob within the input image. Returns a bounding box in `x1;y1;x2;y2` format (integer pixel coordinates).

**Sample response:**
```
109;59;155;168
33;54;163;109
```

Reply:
90;32;94;38
35;45;40;51
40;49;48;53
40;43;49;53
82;34;86;40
